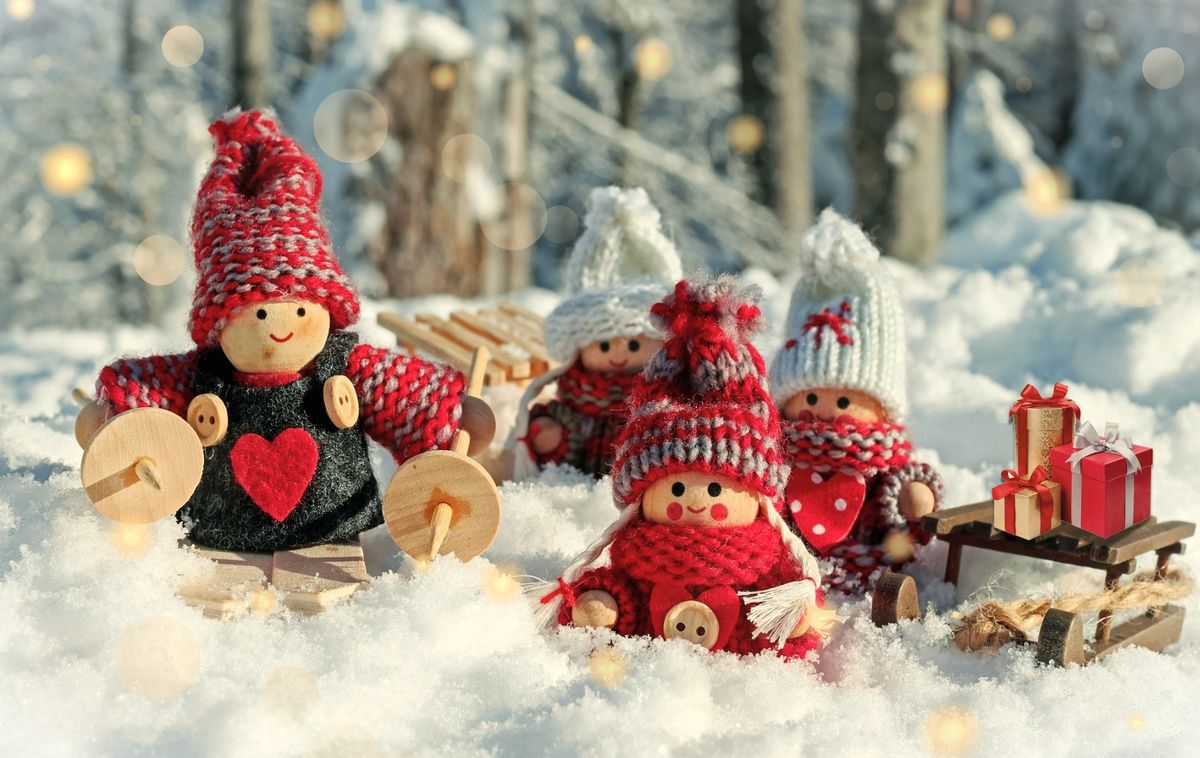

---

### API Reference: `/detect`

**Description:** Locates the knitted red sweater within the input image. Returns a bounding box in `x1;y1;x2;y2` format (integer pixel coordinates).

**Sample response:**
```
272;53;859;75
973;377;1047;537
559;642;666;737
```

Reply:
95;336;465;463
557;518;824;659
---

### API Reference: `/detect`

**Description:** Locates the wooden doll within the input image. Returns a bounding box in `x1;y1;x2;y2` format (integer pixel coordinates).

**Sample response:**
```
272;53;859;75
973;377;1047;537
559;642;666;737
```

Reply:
530;278;834;657
511;186;681;480
769;210;942;595
75;110;493;553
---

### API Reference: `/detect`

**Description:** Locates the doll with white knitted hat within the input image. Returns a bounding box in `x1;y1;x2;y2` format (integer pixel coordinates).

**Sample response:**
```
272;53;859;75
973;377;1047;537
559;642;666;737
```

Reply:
529;278;834;657
770;209;943;595
512;186;682;479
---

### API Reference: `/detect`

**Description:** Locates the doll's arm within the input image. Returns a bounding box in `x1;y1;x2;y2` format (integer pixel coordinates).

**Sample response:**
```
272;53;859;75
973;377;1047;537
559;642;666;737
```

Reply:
525;400;578;464
867;462;945;530
557;566;642;636
95;351;198;416
345;343;467;464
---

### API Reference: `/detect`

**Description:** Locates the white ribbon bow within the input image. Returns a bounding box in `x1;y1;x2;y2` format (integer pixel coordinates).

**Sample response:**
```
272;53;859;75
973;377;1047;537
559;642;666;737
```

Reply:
1065;421;1141;526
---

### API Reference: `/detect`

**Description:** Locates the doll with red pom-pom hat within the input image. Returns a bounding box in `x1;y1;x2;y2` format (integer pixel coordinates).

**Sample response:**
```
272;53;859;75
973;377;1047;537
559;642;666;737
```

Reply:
75;109;493;552
769;209;943;595
528;277;835;657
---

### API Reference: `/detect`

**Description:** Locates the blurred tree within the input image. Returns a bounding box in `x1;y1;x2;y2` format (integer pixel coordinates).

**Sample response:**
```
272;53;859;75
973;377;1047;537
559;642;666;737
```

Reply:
852;0;947;266
232;0;272;107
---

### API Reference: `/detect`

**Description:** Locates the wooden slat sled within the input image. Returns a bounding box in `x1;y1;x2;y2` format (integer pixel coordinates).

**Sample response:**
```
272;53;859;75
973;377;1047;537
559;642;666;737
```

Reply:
377;300;555;387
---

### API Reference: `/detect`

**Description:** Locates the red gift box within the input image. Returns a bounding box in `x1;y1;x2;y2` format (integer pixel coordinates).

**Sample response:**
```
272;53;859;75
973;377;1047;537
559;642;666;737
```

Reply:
1048;422;1152;538
1009;382;1080;477
992;467;1062;540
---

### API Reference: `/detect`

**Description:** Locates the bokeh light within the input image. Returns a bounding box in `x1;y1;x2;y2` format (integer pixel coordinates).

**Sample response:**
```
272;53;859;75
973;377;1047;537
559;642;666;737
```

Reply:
307;723;387;758
1142;47;1184;90
1023;166;1071;214
34;54;51;71
911;73;949;112
40;143;93;197
634;38;672;80
133;235;185;286
727;114;765;154
313;89;389;163
882;530;915;563
543;205;581;244
261;666;319;720
588;648;628;688
430;62;458;92
6;0;33;20
1114;257;1165;308
116;615;201;700
1128;714;1147;732
111;523;152;555
161;25;204;68
482;565;520;603
574;35;594;55
441;133;492;183
875;91;895;111
250;589;278;615
924;706;979;756
1166;147;1200;186
307;0;346;41
1015;76;1033;93
986;13;1015;42
481;183;549;251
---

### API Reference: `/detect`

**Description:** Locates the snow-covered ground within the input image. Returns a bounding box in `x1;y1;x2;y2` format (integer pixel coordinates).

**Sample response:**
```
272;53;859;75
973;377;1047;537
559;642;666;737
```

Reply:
1;193;1198;756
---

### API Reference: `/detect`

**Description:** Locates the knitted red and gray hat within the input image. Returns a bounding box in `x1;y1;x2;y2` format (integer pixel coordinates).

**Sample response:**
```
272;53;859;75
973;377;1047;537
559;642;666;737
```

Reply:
611;276;788;507
188;109;359;348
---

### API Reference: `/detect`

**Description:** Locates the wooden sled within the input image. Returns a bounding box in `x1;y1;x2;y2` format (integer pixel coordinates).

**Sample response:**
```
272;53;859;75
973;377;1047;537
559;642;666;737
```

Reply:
180;539;369;620
919;501;1194;666
377;300;555;387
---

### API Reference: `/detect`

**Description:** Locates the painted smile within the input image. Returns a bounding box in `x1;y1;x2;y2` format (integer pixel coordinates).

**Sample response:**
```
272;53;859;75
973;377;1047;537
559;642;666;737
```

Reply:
686;505;706;514
269;332;294;343
609;359;629;369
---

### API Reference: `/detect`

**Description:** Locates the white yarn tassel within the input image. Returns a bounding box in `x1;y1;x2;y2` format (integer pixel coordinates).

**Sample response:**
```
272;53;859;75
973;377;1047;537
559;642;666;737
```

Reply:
522;577;567;631
740;578;819;648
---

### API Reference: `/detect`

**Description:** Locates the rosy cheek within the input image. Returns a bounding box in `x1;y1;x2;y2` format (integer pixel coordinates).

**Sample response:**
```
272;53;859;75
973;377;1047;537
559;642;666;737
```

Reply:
710;504;728;521
666;502;683;521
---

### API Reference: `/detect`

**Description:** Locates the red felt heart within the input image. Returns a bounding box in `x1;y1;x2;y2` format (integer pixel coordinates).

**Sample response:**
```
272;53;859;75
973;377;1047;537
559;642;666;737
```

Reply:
230;428;319;522
649;582;741;651
785;468;868;552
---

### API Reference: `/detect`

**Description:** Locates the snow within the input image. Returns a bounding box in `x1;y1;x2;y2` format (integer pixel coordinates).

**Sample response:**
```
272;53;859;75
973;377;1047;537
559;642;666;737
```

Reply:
0;198;1198;756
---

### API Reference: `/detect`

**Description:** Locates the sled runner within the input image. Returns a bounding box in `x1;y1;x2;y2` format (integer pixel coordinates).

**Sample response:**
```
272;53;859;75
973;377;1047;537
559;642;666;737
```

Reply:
885;500;1195;665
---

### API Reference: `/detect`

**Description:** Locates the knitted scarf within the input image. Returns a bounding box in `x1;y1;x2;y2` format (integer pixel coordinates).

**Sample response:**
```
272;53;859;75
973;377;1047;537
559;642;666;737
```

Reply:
557;360;639;416
610;518;782;588
781;412;912;476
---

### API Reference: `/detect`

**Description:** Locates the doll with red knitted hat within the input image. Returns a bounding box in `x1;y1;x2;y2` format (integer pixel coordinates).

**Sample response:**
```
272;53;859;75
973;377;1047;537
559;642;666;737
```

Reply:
769;210;943;595
510;186;681;480
529;277;834;657
74;110;493;552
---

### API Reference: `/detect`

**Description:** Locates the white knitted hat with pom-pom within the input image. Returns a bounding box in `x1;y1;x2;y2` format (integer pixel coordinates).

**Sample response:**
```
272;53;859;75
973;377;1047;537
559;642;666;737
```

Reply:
769;209;908;421
542;186;682;363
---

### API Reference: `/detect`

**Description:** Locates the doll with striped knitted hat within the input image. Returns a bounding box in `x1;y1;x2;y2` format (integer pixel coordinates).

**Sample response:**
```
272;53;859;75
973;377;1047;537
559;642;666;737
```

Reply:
769;209;943;595
511;186;682;480
74;110;493;552
529;277;834;657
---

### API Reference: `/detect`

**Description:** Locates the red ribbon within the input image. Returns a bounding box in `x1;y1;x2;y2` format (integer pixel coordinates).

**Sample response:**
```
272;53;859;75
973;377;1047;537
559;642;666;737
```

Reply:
1009;383;1079;476
540;577;576;608
993;467;1055;532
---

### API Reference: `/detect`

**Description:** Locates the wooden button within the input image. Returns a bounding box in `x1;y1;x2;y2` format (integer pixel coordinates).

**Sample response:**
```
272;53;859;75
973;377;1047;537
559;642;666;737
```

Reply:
663;600;720;649
187;393;228;447
572;590;619;628
323;375;359;429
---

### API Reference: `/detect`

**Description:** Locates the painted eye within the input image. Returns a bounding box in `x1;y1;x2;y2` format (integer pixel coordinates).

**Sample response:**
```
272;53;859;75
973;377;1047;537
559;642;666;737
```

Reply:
629;339;640;352
806;392;818;406
707;482;722;497
671;481;685;497
837;396;850;410
297;307;306;317
599;341;611;353
256;309;268;320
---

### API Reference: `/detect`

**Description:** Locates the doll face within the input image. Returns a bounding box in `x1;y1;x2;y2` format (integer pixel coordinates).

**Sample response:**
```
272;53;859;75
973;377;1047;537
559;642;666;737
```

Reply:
219;299;331;373
580;335;662;374
781;387;886;423
642;471;760;527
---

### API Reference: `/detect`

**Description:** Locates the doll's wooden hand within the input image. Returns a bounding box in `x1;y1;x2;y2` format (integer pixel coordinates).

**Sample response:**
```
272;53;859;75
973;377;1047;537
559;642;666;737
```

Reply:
459;396;496;456
74;401;111;448
899;481;936;521
530;418;564;455
571;590;618;629
187;393;229;447
323;375;360;429
789;604;838;638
